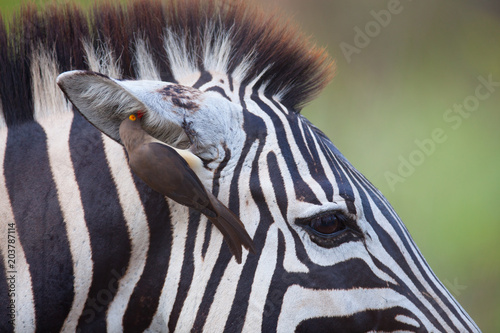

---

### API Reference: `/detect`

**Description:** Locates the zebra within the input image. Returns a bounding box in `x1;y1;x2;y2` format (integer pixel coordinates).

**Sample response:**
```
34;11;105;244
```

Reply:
0;0;480;332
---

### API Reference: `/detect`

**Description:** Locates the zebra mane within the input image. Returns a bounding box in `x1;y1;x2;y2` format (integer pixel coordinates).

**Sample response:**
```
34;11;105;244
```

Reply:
0;0;334;127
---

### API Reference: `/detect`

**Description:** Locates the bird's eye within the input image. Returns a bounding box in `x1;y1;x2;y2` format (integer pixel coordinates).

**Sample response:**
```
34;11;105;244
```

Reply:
296;211;362;248
129;114;137;121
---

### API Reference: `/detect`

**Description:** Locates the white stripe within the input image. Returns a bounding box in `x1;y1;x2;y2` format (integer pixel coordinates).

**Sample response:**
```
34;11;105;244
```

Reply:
321;151;460;330
258;143;308;273
134;37;161;81
244;91;308;274
202;22;232;75
174;141;260;330
202;139;260;331
273;117;396;281
0;99;5;128
0;128;36;332
300;240;396;284
102;135;150;332
260;95;328;203
297;118;314;159
37;112;94;333
231;53;256;88
32;44;95;331
344;169;454;332
83;40;122;78
351;168;479;331
277;286;438;333
304;121;340;189
395;314;421;328
202;243;247;331
175;223;222;331
247;65;271;91
241;224;278;333
31;46;70;122
298;125;396;283
196;72;234;103
146;201;189;332
164;29;200;85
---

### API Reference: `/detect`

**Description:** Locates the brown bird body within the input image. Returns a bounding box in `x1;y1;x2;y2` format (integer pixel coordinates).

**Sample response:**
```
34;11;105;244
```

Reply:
119;115;255;263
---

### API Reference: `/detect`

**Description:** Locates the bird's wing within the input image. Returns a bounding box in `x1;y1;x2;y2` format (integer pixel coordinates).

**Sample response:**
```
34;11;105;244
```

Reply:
129;142;214;214
128;141;255;263
147;137;203;171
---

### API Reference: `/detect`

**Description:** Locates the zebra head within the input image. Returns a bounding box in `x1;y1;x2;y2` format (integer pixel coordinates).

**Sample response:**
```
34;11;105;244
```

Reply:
58;53;478;333
0;0;478;331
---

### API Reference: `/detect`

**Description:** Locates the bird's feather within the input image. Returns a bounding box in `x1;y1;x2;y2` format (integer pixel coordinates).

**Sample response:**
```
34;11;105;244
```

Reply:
119;117;254;263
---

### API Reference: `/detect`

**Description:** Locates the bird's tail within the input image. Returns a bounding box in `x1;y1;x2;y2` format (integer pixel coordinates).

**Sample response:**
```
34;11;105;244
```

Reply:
206;192;256;264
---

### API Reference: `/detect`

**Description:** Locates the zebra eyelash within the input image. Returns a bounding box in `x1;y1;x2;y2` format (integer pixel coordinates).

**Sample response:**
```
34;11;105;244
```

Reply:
295;210;363;248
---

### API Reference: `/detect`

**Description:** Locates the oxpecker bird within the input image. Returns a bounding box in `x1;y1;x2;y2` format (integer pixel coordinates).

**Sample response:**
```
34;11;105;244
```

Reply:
119;112;255;263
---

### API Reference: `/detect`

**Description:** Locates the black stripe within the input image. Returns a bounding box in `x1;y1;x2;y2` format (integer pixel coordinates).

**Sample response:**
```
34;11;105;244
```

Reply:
350;165;465;331
290;113;335;202
0;16;34;127
351;165;470;330
346;163;458;314
123;179;171;332
345;167;449;332
201;146;231;260
206;86;231;101
266;152;288;219
193;71;213;89
0;52;34;126
295;307;423;333
224;166;273;333
297;117;334;202
252;93;321;206
193;89;267;331
261;230;287;331
228;74;234;92
365;249;448;325
289;258;391;290
4;122;73;332
317;138;357;214
223;91;275;332
69;113;131;332
200;216;214;262
192;243;234;331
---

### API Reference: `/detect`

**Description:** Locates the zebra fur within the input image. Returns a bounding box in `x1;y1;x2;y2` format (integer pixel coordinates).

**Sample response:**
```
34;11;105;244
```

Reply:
0;0;480;332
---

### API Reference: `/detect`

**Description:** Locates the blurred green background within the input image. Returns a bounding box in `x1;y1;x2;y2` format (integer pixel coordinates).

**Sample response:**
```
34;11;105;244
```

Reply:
1;0;498;331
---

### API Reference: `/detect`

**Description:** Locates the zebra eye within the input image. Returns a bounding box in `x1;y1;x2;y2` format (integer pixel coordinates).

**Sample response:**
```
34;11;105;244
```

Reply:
296;211;361;248
309;214;345;235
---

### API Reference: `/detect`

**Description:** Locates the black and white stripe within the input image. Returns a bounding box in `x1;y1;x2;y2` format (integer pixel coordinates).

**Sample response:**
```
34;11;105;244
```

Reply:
0;0;480;332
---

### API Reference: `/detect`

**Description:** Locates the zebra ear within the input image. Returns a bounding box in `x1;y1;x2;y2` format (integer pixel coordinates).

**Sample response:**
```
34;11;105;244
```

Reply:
57;70;146;143
57;70;204;149
57;70;233;161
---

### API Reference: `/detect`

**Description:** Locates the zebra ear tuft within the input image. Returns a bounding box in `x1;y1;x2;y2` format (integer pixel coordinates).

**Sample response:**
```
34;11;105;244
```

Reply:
57;70;145;143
